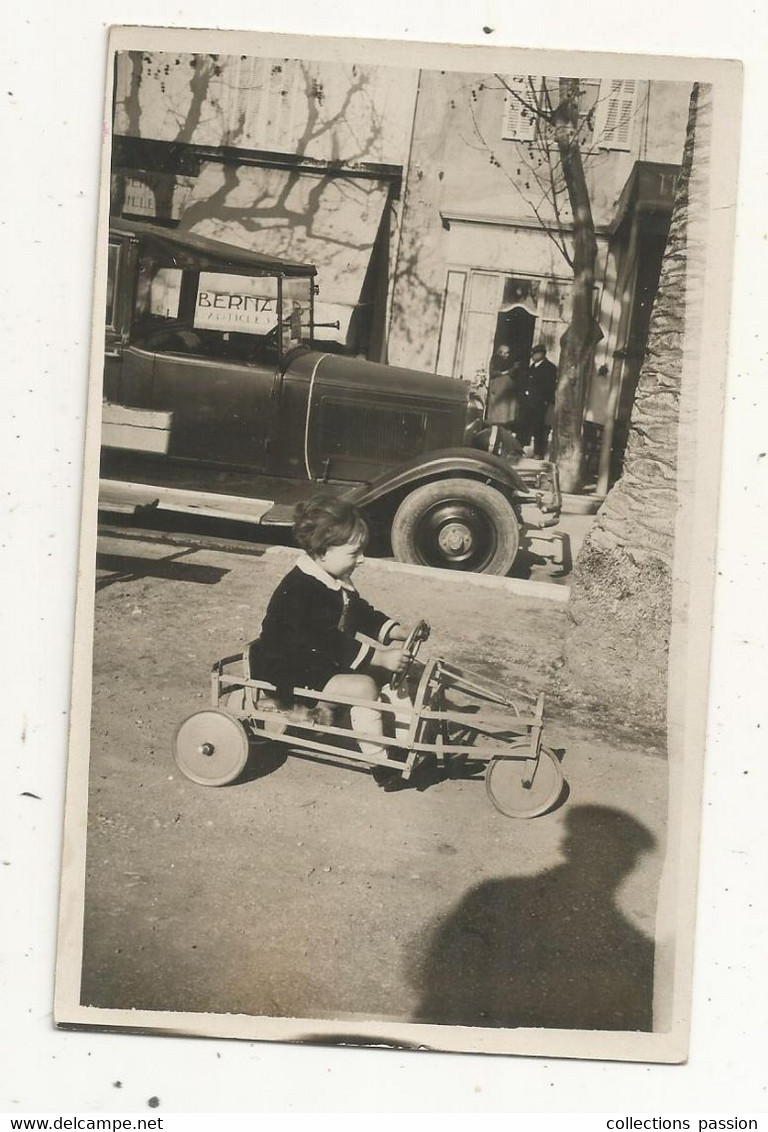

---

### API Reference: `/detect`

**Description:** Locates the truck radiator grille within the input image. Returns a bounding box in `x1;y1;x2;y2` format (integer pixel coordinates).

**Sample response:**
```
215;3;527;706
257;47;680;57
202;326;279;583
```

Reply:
318;398;427;463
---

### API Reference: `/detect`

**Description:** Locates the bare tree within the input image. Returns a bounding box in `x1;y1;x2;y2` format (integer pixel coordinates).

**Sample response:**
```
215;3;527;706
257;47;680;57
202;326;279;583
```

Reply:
546;78;603;492
467;75;648;493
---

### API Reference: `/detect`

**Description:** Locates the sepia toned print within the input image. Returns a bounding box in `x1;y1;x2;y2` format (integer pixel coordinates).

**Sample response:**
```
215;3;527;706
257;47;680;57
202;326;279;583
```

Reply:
55;26;741;1062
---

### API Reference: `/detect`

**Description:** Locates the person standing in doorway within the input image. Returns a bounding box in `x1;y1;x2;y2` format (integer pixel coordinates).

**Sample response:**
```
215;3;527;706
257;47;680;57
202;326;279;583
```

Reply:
518;344;557;457
486;343;521;428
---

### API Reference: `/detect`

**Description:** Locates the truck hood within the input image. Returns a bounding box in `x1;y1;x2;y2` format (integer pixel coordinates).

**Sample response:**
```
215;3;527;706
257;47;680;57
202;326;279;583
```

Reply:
286;350;469;407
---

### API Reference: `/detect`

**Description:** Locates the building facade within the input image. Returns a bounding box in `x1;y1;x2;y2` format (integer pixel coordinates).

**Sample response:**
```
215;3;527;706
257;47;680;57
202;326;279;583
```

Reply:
111;51;418;360
110;52;691;486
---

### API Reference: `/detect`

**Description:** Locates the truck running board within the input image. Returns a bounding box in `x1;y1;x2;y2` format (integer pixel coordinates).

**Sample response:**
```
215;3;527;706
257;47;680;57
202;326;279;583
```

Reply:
98;479;275;524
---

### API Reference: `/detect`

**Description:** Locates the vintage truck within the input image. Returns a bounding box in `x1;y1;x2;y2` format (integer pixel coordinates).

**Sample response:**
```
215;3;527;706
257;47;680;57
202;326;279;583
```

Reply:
99;217;561;575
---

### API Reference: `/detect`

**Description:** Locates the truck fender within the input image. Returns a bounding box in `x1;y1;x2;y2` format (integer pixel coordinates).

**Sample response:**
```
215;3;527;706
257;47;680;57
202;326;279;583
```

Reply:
344;448;531;511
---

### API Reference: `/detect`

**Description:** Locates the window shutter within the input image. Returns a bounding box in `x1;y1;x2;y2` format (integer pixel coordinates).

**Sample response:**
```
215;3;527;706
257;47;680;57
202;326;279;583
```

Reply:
459;272;504;384
595;79;638;151
501;77;539;142
436;270;467;378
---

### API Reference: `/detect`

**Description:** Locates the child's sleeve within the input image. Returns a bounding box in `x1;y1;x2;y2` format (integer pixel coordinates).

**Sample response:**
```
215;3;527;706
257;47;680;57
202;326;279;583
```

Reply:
351;595;401;647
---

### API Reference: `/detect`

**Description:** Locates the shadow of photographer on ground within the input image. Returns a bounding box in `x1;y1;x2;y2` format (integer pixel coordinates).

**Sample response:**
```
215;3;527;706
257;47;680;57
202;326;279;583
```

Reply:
410;804;658;1032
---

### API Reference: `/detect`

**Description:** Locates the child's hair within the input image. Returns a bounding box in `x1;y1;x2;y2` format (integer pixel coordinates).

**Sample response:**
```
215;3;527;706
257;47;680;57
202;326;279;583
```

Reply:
293;496;368;558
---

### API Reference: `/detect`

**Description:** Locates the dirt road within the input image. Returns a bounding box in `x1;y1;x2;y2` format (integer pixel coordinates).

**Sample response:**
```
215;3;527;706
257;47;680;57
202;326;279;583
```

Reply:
79;533;668;1034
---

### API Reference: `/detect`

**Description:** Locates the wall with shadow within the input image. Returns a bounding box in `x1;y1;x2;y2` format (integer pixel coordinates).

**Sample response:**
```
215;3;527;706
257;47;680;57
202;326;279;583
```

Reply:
410;805;657;1032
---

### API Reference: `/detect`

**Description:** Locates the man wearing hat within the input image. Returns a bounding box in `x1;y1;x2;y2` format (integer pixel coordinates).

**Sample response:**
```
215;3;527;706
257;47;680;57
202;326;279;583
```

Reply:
517;344;558;457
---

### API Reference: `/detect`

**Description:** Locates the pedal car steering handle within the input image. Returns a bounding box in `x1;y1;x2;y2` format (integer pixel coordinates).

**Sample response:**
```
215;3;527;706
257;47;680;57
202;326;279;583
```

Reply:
390;620;430;690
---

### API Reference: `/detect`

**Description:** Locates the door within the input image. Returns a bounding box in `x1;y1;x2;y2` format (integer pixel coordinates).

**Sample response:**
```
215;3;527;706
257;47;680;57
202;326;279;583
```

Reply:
457;272;504;385
151;350;278;470
134;263;281;470
104;237;142;403
494;303;536;367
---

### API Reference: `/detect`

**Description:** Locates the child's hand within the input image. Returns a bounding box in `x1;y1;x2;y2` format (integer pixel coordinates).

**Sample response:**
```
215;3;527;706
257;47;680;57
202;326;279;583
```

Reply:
374;644;405;673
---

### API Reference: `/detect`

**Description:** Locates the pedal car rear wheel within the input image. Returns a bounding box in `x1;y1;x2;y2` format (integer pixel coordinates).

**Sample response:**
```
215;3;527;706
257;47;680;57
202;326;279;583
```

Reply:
173;709;249;786
485;746;563;818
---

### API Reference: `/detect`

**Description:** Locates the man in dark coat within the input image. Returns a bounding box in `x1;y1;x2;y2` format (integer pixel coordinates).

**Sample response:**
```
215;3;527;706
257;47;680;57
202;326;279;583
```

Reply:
517;344;558;457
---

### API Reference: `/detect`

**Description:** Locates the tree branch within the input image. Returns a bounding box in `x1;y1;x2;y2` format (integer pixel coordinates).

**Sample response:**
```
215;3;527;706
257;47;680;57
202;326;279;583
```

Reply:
545;137;573;269
467;84;573;266
494;73;550;123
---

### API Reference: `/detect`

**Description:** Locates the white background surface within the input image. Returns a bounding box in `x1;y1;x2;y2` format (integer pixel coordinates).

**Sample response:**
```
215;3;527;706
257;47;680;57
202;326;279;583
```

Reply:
2;0;767;1115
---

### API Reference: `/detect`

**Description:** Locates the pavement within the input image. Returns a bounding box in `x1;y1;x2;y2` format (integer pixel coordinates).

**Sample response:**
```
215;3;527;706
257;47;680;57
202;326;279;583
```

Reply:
523;511;595;586
72;527;669;1042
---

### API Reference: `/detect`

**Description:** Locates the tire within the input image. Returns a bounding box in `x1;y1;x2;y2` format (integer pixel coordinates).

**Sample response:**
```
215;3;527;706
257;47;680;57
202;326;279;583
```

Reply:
485;745;563;819
390;478;520;575
172;709;250;786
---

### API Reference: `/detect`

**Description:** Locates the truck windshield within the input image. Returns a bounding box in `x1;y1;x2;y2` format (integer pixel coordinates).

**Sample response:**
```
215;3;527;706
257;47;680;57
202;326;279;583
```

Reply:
132;254;286;364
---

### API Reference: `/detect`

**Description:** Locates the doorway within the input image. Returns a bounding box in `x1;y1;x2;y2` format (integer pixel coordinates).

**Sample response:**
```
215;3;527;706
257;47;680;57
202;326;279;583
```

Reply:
493;304;536;370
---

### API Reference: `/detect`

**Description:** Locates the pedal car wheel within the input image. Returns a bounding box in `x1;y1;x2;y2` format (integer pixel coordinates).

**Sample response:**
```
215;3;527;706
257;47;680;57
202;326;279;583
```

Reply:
218;689;269;744
173;709;249;786
485;746;563;819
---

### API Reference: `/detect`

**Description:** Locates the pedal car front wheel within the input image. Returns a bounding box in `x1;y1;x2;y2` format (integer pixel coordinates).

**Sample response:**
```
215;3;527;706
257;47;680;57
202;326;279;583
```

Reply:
485;746;563;819
173;709;250;786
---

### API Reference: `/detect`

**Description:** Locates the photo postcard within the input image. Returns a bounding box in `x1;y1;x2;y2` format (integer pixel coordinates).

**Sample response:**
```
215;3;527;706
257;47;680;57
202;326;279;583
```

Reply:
54;24;742;1063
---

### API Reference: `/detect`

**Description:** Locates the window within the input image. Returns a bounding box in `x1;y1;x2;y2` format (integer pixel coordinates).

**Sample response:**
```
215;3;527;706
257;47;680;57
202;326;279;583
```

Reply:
500;77;541;142
132;256;281;363
106;242;120;330
500;77;637;151
593;79;638;151
130;253;317;364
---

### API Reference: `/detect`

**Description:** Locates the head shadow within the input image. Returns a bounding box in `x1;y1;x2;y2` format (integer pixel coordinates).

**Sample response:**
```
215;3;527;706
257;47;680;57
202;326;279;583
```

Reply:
409;803;659;1033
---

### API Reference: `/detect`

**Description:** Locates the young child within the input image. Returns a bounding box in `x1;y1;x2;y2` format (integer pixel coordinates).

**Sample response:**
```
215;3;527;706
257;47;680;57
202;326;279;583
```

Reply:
249;496;409;776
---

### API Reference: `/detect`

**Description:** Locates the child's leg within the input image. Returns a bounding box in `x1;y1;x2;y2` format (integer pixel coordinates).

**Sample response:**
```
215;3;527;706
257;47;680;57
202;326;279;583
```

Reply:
322;673;385;756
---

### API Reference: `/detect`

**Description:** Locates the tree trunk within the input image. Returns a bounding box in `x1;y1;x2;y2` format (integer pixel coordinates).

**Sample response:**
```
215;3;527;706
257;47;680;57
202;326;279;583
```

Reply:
561;82;710;728
550;79;602;494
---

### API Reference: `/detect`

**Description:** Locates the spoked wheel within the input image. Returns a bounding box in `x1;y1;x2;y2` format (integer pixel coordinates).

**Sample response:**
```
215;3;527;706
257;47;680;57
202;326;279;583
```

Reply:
485;745;563;819
173;709;250;786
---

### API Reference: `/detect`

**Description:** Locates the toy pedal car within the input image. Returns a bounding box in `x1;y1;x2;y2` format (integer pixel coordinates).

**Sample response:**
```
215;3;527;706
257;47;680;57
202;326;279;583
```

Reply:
172;622;565;819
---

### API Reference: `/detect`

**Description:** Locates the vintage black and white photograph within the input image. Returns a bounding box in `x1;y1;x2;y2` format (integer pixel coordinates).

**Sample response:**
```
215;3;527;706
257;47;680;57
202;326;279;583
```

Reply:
54;26;741;1062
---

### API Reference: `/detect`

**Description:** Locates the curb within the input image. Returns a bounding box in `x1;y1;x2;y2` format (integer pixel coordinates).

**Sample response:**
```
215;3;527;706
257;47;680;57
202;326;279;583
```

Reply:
96;527;571;603
263;545;571;603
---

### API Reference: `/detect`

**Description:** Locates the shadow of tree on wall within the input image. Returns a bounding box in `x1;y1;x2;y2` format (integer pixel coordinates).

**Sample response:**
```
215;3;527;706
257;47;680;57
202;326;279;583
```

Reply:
112;52;447;363
116;54;387;258
410;804;657;1032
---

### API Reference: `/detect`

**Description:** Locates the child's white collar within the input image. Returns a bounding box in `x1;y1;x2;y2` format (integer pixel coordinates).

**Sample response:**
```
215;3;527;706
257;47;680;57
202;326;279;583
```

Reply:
296;553;356;593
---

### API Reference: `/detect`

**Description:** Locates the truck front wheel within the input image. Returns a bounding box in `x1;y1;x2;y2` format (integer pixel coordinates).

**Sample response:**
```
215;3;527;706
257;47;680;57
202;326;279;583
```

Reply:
390;478;520;575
